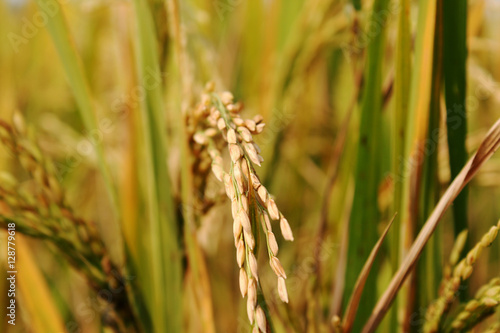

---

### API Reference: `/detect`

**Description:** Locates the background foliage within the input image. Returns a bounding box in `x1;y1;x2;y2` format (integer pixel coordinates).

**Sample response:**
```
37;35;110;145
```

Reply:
0;0;500;332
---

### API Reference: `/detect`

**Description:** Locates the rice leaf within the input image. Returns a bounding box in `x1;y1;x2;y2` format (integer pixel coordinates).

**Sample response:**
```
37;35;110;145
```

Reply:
443;0;469;243
343;0;390;329
343;214;396;333
131;0;182;331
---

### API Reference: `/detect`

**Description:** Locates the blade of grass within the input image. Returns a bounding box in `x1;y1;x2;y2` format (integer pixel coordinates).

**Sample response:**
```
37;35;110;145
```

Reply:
412;3;443;329
400;0;437;252
131;0;182;332
390;0;411;330
343;214;396;333
396;0;437;328
343;0;390;329
443;0;469;248
392;0;411;269
362;117;500;332
399;0;437;256
442;0;471;301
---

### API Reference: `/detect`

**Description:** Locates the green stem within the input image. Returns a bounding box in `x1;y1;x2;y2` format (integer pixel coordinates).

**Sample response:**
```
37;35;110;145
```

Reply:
343;0;390;330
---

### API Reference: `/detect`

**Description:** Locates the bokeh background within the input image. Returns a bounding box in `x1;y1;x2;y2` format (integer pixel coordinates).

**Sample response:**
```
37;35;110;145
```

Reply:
1;0;500;332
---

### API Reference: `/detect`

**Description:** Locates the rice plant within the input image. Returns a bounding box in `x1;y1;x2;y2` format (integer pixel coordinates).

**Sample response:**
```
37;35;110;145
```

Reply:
0;0;500;332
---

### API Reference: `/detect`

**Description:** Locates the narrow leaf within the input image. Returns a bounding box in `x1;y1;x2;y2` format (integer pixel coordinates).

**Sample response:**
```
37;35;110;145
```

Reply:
131;1;182;332
343;214;396;333
343;0;390;329
443;0;469;240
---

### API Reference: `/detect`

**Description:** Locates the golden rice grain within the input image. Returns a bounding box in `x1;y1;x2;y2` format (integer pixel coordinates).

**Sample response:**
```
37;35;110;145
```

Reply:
267;198;279;220
255;306;267;332
268;232;279;256
190;89;293;329
280;217;294;241
239;268;248;297
244;230;256;250
237;240;245;267
221;91;234;105
277;277;289;303
249;252;259;279
227;128;237;144
270;256;286;278
233;218;242;240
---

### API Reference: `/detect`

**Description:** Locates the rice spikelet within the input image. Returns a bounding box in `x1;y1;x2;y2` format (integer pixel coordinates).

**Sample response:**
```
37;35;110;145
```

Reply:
188;86;294;328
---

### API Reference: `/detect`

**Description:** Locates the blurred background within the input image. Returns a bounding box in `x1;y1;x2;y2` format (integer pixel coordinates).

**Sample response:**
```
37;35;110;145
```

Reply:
0;0;500;332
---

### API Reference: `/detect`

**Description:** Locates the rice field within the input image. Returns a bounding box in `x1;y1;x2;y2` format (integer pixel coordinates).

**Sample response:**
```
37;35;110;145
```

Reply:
0;0;500;332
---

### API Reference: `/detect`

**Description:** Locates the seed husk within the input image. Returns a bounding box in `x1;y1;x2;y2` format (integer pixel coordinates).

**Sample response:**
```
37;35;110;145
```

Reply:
227;128;237;144
270;256;286;278
248;278;257;305
237;240;245;267
268;232;279;256
247;299;255;323
245;230;255;250
239;268;248;297
217;118;226;130
240;194;249;214
277;276;289;303
267;198;279;220
238;127;252;142
255;306;266;332
280;217;294;241
245;119;256;132
211;163;224;181
233;217;242;240
240;211;252;233
249;252;259;279
229;144;242;162
257;186;267;205
221;91;234;105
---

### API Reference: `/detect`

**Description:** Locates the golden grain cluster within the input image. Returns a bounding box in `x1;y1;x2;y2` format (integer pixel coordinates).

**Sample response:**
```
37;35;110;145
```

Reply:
187;84;294;331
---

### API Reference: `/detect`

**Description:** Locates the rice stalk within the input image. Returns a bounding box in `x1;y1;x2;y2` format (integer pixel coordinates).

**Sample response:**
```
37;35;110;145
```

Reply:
413;3;444;329
344;0;390;329
397;0;437;327
187;85;293;332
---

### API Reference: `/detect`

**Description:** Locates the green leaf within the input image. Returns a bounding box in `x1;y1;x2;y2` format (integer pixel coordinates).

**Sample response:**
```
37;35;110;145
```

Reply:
343;0;390;330
443;0;469;240
131;0;182;332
